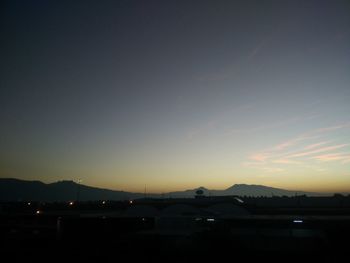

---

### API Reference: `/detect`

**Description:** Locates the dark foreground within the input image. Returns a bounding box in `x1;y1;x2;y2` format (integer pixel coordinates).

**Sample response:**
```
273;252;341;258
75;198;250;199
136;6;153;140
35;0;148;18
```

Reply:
1;215;350;262
1;198;350;262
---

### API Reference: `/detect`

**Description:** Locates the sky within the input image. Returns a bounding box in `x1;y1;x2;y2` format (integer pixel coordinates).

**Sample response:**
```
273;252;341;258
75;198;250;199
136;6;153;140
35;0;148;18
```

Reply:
1;0;350;193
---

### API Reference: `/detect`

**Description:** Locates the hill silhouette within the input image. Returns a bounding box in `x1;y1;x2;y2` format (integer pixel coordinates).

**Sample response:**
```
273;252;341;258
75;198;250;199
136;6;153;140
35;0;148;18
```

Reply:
165;184;319;198
0;178;144;201
222;184;315;197
0;178;323;201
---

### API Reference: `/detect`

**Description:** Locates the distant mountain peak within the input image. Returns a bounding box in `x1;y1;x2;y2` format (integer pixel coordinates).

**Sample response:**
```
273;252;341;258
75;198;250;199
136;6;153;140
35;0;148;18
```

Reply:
51;180;77;185
227;184;276;190
0;178;325;201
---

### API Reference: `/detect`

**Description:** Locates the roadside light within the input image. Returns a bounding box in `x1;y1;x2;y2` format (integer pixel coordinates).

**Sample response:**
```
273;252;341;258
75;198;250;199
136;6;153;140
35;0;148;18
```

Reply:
36;210;41;215
69;201;74;206
102;201;106;205
129;200;133;204
234;197;244;203
27;202;31;206
293;219;303;223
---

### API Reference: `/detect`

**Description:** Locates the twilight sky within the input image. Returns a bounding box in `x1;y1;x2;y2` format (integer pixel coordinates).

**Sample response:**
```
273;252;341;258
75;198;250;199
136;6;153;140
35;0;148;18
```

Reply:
1;0;350;193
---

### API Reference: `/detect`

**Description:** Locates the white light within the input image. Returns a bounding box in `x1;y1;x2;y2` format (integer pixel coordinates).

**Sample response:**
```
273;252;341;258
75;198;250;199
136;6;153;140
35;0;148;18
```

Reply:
129;200;133;204
195;217;202;221
36;210;41;214
27;202;31;206
69;201;74;206
293;220;303;223
234;197;244;203
206;218;215;222
102;201;106;205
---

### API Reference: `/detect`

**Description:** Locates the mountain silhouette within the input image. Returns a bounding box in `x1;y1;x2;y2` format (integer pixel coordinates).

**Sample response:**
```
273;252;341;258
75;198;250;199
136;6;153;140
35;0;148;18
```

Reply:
222;184;316;197
164;184;319;198
0;178;145;201
0;178;323;201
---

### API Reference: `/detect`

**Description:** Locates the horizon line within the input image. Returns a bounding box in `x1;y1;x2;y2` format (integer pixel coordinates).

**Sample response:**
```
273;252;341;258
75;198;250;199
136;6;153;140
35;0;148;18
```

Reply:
1;177;348;195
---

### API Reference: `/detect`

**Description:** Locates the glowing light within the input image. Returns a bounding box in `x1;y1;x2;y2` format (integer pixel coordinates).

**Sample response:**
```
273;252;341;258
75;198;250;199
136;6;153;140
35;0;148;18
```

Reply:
129;200;133;204
102;201;106;205
69;201;74;206
293;220;303;223
234;197;244;203
27;202;31;206
36;210;41;214
206;218;215;222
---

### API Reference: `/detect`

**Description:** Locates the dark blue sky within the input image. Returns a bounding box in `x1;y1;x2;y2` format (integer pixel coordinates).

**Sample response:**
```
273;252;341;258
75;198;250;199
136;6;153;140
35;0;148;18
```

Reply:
1;0;350;192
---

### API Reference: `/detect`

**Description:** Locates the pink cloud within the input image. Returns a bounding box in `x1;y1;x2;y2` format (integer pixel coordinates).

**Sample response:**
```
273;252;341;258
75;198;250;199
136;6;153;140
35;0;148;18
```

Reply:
273;122;350;151
288;144;349;158
303;141;331;150
315;123;350;133
250;153;269;162
272;134;312;151
273;140;296;151
312;153;350;162
272;159;301;164
244;121;350;169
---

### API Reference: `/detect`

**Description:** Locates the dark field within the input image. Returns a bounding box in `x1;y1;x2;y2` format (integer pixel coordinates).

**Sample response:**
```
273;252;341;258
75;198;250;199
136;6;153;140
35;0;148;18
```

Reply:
1;197;350;262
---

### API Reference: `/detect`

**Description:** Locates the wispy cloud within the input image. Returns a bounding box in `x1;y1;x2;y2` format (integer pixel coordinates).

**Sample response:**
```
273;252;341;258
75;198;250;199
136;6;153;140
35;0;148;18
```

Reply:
315;123;350;133
244;122;350;171
242;161;266;167
272;125;346;152
272;159;301;164
303;141;331;150
229;116;304;135
273;136;306;151
247;39;266;60
287;144;349;158
186;104;253;140
250;153;269;162
271;123;350;151
312;153;350;162
195;38;268;82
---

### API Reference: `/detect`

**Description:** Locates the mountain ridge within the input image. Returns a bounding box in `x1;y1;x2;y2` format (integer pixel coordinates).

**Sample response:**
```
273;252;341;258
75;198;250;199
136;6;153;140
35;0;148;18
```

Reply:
0;178;328;201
